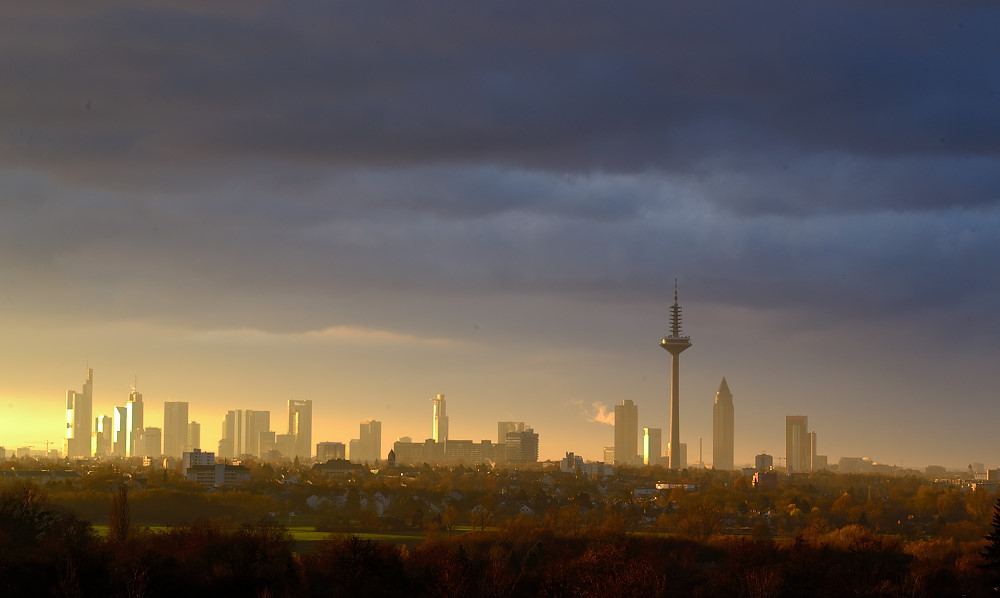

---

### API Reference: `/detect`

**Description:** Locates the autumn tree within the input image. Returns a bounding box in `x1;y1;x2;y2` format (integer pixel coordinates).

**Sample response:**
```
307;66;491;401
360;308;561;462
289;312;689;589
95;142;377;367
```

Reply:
108;482;130;543
442;504;458;538
981;498;1000;593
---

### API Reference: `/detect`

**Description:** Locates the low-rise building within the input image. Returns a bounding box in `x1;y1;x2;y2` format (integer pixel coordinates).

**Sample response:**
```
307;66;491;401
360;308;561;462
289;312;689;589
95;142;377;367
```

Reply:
185;463;250;488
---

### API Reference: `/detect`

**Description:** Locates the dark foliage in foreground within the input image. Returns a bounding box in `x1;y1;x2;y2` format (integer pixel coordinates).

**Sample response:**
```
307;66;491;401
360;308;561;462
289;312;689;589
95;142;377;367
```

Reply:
0;481;994;597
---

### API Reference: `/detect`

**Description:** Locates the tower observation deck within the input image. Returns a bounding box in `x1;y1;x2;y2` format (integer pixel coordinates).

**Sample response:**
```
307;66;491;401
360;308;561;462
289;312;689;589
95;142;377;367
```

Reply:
659;280;692;469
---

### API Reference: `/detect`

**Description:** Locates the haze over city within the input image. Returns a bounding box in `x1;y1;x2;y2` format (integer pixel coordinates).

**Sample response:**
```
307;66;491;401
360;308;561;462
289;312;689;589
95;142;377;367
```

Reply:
0;2;997;469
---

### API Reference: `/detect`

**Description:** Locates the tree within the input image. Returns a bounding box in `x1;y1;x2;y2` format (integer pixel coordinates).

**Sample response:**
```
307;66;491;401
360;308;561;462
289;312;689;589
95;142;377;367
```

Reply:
442;504;458;538
472;496;498;531
0;482;99;596
980;498;1000;593
108;482;131;543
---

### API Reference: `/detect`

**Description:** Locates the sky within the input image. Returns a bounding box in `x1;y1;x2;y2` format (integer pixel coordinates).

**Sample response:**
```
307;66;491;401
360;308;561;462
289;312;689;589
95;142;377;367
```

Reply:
0;1;998;469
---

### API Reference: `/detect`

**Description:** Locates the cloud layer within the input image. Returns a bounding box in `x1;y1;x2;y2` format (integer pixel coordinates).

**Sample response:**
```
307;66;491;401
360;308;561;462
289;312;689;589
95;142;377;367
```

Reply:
1;1;997;465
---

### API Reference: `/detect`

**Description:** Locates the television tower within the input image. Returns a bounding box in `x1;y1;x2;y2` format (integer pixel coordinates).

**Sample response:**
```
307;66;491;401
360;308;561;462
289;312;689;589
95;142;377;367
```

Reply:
660;280;692;469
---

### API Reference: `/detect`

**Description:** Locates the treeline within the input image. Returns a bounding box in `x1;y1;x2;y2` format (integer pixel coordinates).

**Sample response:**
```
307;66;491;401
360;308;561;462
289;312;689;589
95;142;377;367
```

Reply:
2;480;997;597
48;487;281;526
18;459;1000;542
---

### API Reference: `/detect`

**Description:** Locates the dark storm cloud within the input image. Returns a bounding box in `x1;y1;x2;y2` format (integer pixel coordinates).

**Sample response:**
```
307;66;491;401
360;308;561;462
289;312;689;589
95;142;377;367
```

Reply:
0;0;997;342
0;1;997;214
2;164;996;340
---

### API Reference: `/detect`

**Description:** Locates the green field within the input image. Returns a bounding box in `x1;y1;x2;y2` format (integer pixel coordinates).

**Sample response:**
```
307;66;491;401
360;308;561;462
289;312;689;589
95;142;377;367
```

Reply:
289;527;440;551
90;524;435;552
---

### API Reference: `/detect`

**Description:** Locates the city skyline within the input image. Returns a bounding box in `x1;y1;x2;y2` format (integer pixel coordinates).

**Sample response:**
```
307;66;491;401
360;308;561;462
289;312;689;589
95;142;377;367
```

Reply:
0;3;997;469
5;359;994;472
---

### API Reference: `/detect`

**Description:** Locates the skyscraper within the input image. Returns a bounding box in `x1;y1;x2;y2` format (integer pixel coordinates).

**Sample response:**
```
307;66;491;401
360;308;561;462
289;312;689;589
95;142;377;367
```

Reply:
245;410;270;457
219;409;270;458
94;414;112;457
125;386;144;458
275;433;296;458
163;401;189;459
112;405;128;457
187;421;201;452
809;430;819;471
786;415;810;473
142;427;162;458
614;399;639;465
505;427;539;465
431;394;448;442
65;367;94;458
659;281;692;469
257;431;276;458
358;419;382;463
218;411;236;459
643;427;662;466
755;453;774;472
316;441;346;462
287;399;313;460
219;410;245;458
712;377;734;471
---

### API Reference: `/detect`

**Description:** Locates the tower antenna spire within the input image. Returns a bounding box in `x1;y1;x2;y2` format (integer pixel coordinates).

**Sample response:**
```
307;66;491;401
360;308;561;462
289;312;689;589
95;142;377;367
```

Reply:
660;279;692;469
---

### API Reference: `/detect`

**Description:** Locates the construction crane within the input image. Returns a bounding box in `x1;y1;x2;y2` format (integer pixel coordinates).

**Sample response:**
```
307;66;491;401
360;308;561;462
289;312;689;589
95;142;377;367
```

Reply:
29;440;56;455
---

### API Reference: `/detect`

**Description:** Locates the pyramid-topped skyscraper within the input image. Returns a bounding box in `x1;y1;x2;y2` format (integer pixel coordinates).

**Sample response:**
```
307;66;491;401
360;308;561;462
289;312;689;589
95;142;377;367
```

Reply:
713;377;734;471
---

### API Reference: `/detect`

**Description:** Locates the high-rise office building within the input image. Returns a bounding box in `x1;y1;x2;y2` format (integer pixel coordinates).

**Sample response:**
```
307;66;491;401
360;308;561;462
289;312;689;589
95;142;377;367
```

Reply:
614;400;640;465
218;438;235;460
275;433;296;458
219;409;270;458
94;414;113;457
245;410;270;457
113;405;128;457
431;394;448;442
65;368;94;458
187;421;201;452
142;427;162;457
755;453;774;472
786;415;810;473
125;386;144;458
712;377;734;471
316;441;346;462
643;427;662;466
219;411;240;459
358;419;382;463
257;430;276;458
497;421;525;444
809;430;820;471
505;427;539;465
287;399;313;460
163;401;189;459
659;282;692;469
